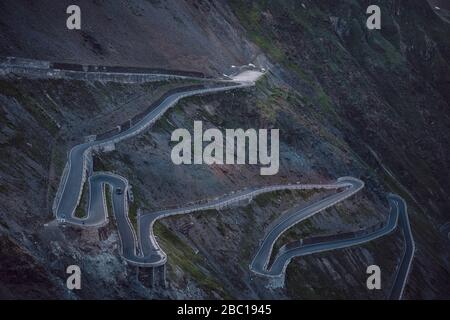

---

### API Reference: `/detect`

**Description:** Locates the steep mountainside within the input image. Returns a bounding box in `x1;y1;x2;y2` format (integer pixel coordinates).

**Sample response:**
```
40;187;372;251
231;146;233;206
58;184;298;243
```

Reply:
0;0;449;299
0;0;257;75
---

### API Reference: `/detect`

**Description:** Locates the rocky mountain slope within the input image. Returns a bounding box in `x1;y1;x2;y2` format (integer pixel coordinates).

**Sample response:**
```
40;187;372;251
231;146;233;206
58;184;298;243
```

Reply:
0;0;449;299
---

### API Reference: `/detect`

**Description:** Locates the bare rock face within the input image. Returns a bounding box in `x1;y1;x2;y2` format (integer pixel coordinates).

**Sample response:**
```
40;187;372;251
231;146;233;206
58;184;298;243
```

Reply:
0;0;449;299
0;0;257;75
0;235;68;299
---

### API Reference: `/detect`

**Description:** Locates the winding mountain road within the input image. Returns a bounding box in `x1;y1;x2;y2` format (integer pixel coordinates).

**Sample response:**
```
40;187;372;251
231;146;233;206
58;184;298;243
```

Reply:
53;79;257;223
388;196;416;300
51;66;415;299
249;177;364;277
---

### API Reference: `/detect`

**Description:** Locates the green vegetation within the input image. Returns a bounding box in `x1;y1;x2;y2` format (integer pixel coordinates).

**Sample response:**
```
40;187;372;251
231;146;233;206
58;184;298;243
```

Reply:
153;117;176;134
252;188;330;264
51;141;67;176
154;221;232;298
0;79;21;97
228;1;287;64
74;183;89;218
190;209;218;221
128;201;138;231
270;216;323;260
234;206;257;268
228;0;346;125
105;185;113;216
316;88;334;114
216;220;227;237
127;185;144;232
254;188;320;208
253;190;283;207
0;80;59;135
285;255;350;299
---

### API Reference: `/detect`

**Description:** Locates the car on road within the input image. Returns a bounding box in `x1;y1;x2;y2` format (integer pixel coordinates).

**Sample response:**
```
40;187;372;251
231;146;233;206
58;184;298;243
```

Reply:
116;187;123;195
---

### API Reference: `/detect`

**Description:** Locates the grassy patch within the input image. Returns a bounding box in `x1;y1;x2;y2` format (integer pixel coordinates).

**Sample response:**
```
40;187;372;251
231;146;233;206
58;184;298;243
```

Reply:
128;186;141;231
228;1;286;64
254;188;320;208
74;183;89;218
154;221;232;298
105;185;113;216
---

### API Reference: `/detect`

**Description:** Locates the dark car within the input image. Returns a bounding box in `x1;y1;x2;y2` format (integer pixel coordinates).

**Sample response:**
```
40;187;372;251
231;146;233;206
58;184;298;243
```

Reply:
116;187;123;195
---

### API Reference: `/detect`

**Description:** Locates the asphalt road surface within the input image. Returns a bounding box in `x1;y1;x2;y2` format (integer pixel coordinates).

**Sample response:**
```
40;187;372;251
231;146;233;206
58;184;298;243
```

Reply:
52;66;415;298
388;196;416;300
54;70;262;223
249;177;364;276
